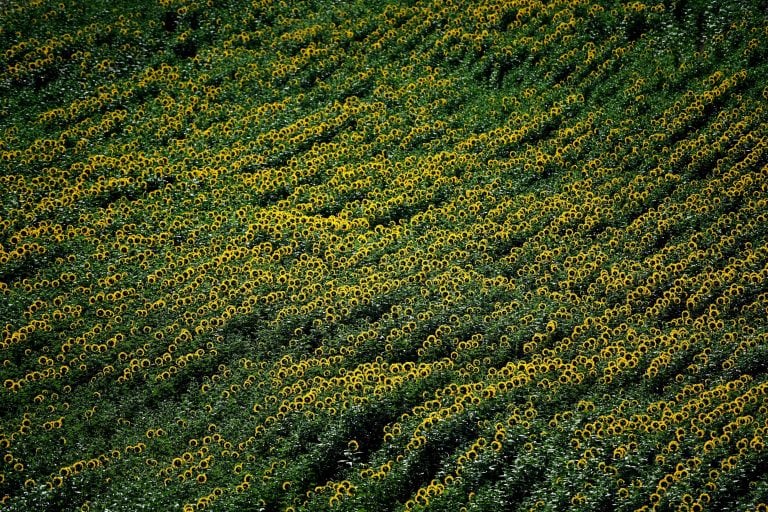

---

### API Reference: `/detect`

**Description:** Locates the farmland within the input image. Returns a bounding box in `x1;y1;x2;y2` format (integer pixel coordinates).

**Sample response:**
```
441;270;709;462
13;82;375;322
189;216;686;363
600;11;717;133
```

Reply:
2;0;768;510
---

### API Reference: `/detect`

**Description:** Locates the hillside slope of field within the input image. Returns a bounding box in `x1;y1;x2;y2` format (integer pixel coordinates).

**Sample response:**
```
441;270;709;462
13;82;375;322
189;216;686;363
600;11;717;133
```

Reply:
2;0;768;510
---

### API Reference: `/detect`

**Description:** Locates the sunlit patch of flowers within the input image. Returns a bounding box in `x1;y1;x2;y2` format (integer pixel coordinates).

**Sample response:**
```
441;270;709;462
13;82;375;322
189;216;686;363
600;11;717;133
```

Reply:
1;0;768;510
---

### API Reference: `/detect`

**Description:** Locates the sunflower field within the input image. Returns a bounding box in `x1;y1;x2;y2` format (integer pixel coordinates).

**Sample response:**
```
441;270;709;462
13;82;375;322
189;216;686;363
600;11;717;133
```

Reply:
2;0;768;510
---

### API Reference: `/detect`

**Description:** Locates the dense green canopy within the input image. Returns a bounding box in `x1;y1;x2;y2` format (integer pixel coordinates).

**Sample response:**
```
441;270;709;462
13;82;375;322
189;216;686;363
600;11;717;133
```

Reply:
2;0;768;510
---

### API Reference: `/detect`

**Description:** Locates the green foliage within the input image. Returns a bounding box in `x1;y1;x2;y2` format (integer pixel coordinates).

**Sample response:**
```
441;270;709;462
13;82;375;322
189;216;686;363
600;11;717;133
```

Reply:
2;0;768;510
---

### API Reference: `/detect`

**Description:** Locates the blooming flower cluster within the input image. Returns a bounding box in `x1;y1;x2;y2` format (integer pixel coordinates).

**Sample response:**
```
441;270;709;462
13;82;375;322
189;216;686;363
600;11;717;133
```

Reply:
2;0;768;510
